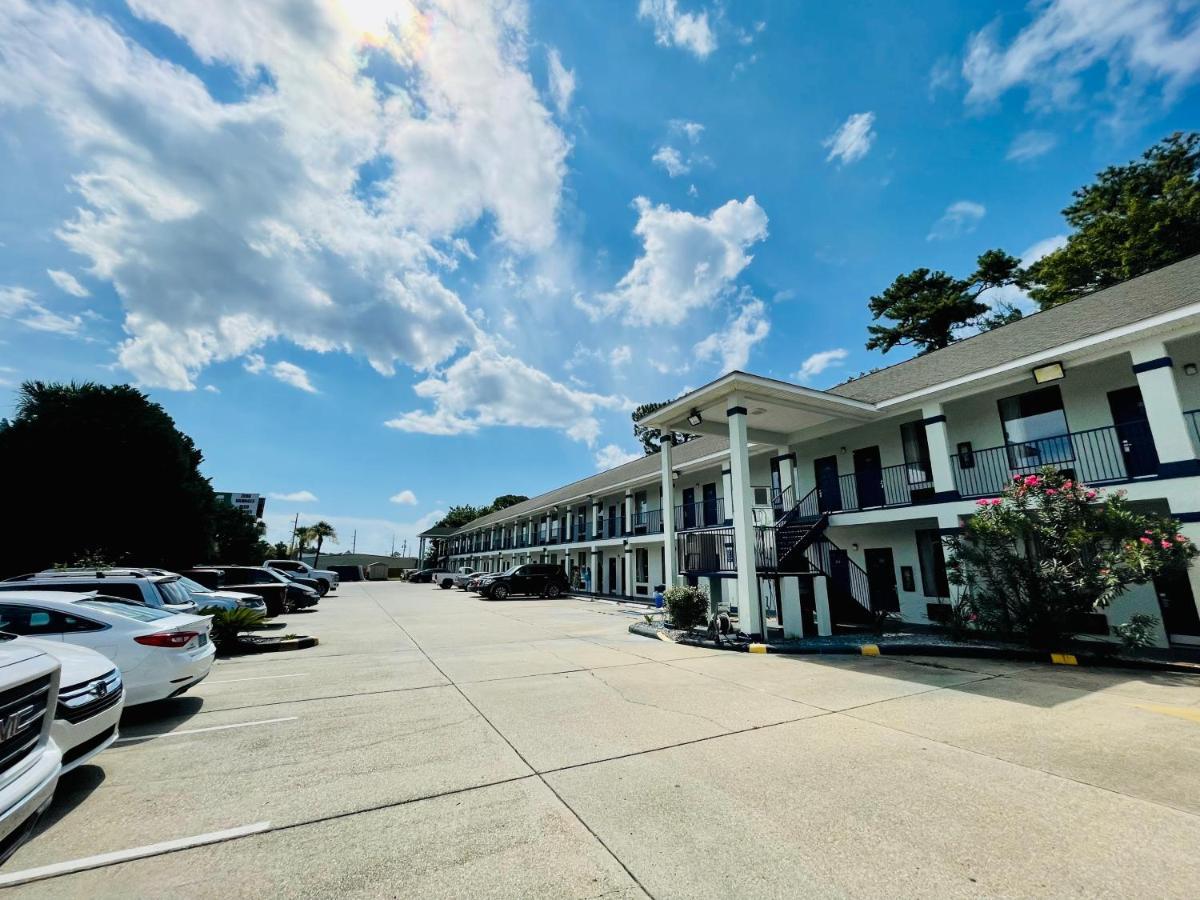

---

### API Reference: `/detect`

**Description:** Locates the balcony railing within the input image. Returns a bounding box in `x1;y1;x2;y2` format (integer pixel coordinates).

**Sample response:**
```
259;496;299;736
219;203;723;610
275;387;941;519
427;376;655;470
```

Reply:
833;461;936;512
1189;409;1200;448
952;422;1158;498
677;527;738;573
675;498;726;531
629;508;664;534
573;523;588;542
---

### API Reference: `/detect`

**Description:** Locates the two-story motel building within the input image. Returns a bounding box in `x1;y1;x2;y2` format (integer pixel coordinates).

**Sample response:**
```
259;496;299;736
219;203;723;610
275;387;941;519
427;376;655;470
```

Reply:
442;255;1200;649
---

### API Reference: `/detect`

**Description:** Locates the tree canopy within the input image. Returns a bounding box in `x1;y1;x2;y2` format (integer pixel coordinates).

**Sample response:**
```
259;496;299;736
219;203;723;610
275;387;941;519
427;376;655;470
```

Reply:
0;381;267;575
865;249;1025;355
1026;132;1200;308
632;400;696;455
436;494;529;530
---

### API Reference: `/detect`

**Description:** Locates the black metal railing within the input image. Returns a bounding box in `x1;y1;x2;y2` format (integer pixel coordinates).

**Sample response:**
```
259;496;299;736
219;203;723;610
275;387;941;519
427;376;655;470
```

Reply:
805;538;873;614
952;422;1158;498
1188;409;1200;448
574;523;587;542
630;508;664;534
833;461;935;512
595;516;606;538
674;498;726;531
677;527;738;573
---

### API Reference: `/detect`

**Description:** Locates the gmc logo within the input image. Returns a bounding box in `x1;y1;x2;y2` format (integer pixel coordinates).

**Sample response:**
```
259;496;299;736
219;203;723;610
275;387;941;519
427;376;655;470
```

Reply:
0;706;34;741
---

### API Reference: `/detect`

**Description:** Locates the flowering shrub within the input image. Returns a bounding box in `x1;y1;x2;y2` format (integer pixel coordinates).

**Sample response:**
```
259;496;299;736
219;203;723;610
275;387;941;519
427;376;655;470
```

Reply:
663;584;710;630
948;468;1196;648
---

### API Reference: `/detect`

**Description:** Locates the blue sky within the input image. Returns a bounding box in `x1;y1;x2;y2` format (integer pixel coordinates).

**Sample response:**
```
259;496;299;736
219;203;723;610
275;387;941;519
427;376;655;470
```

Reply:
2;0;1199;554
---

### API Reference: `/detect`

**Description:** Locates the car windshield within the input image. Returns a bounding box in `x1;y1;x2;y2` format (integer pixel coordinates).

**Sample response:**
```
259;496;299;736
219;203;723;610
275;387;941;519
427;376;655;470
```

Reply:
78;598;174;621
502;566;522;575
155;579;194;606
174;576;213;594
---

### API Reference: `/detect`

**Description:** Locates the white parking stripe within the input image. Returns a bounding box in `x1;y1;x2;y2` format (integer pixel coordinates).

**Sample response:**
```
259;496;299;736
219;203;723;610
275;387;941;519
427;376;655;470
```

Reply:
0;821;272;887
114;717;297;743
206;673;308;684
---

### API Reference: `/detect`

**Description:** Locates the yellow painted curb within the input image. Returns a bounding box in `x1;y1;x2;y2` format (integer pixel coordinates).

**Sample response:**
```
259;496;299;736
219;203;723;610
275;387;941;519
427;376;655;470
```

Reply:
1137;704;1200;724
861;644;881;656
748;643;768;654
1050;652;1078;665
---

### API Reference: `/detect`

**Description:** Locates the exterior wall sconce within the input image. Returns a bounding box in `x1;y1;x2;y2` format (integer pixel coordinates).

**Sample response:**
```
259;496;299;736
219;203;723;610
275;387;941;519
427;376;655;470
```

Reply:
1185;363;1198;376
687;409;703;427
1032;361;1065;383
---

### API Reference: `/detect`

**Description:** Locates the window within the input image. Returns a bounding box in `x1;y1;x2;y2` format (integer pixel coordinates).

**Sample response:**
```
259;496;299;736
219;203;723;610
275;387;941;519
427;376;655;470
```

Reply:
635;548;649;583
78;599;172;622
900;421;932;484
0;604;104;635
915;530;950;598
998;386;1071;468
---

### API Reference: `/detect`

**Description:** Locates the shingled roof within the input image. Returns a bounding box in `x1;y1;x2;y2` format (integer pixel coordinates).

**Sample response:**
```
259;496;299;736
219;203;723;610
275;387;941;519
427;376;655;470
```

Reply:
830;253;1200;405
451;435;727;533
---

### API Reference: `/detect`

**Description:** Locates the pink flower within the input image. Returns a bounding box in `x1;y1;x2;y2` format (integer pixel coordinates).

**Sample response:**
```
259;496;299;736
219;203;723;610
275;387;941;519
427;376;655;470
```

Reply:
1062;480;1073;490
1085;490;1097;500
1013;475;1023;482
1176;535;1188;543
1099;568;1110;576
1139;536;1153;545
1145;529;1154;535
976;499;991;507
1023;475;1040;486
1162;540;1173;550
1045;488;1057;495
991;499;1003;506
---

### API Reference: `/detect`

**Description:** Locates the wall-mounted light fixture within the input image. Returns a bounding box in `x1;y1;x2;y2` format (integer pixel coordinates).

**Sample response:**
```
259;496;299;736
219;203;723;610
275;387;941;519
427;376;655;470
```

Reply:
1032;361;1065;384
671;470;680;481
1185;363;1199;376
687;409;703;427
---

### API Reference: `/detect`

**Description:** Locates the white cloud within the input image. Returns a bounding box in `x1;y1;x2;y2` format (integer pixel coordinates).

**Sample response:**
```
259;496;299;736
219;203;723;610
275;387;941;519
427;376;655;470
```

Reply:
1006;130;1058;162
270;490;318;503
823;112;876;165
611;345;633;366
670;119;704;143
977;234;1070;317
594;443;641;470
203;384;220;393
385;344;626;446
963;1;1200;114
599;196;768;326
637;0;716;59
389;489;418;505
693;297;770;373
47;269;89;298
270;360;316;393
794;348;848;383
546;47;575;116
0;0;569;390
652;145;689;177
927;200;986;241
0;286;83;335
243;354;266;375
1022;234;1069;264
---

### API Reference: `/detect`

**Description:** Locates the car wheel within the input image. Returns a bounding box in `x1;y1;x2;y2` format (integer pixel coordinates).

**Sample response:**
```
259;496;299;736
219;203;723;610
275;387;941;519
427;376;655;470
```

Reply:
491;585;509;601
440;579;452;589
544;583;561;599
316;581;329;597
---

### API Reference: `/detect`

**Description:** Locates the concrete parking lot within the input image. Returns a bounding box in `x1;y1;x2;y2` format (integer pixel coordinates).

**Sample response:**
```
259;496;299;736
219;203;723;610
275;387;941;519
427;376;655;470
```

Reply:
6;580;1200;897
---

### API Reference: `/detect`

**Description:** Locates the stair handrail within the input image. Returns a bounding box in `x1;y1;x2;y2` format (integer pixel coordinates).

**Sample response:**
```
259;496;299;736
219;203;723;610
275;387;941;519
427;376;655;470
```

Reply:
804;537;873;613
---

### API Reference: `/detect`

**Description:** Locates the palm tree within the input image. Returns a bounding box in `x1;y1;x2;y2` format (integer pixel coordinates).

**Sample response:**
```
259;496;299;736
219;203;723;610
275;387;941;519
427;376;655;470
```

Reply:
308;521;337;568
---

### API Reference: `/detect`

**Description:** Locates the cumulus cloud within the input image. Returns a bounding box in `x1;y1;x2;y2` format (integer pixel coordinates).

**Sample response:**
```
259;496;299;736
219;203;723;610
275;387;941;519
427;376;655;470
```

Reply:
47;269;89;298
594;443;641;470
270;360;317;393
0;286;84;335
270;490;318;503
390;489;418;505
598;196;768;326
546;47;575;116
693;297;770;373
670;119;704;143
823;112;876;165
0;0;569;390
963;0;1200;113
1006;130;1058;162
637;0;716;58
927;200;986;241
385;344;626;446
794;348;848;383
652;146;689;177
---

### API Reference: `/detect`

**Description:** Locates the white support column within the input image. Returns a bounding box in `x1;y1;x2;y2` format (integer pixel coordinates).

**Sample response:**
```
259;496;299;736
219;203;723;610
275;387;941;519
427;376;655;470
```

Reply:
813;577;833;636
660;436;678;588
721;467;734;525
921;402;959;499
775;449;796;501
623;490;633;536
1130;341;1200;473
589;547;600;594
727;397;763;637
566;508;575;544
780;577;804;639
622;545;631;598
591;498;602;541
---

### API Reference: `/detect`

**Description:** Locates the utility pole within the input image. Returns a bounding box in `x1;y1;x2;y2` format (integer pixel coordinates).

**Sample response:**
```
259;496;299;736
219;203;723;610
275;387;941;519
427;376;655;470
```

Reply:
288;512;300;557
390;533;395;556
351;530;356;553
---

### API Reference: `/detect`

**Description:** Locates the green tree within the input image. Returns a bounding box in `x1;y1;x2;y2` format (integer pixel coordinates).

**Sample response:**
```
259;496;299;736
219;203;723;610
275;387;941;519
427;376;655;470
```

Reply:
866;249;1025;355
211;502;268;564
307;520;338;568
437;505;484;530
948;469;1196;648
1026;132;1200;309
632;400;696;455
488;494;528;512
0;381;217;576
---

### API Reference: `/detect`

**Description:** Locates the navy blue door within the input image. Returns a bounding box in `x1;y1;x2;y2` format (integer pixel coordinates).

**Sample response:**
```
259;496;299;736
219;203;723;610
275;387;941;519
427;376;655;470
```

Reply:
702;483;718;527
814;456;842;513
682;487;696;529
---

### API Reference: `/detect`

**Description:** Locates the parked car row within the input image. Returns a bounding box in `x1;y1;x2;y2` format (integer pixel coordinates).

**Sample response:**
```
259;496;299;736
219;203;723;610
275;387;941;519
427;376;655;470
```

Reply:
443;564;571;601
0;559;336;865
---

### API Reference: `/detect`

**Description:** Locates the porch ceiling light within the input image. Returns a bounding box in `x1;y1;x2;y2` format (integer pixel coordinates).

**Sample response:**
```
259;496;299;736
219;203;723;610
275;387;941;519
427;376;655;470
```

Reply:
1032;361;1065;384
687;409;703;427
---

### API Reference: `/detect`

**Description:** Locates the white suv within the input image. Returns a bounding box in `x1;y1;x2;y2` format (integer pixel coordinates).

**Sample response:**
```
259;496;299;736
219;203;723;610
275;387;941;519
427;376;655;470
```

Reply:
263;560;338;595
0;636;62;866
0;569;198;614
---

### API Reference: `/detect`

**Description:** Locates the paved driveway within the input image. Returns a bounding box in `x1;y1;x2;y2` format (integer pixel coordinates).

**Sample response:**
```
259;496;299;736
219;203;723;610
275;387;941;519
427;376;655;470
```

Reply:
6;581;1200;897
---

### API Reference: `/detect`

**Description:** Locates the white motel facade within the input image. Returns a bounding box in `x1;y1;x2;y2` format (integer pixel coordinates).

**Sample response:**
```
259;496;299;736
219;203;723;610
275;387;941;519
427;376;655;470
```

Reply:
438;256;1200;650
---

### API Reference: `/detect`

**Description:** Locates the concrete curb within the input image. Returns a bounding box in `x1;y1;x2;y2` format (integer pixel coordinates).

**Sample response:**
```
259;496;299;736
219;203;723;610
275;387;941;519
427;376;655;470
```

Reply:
626;623;1200;675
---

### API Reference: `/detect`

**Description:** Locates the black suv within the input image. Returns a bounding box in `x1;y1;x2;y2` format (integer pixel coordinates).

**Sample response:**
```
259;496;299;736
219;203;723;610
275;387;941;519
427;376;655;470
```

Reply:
480;564;570;601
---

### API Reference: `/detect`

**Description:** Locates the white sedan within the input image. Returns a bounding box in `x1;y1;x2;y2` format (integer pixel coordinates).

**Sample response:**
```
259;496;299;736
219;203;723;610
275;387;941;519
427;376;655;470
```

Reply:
0;591;216;706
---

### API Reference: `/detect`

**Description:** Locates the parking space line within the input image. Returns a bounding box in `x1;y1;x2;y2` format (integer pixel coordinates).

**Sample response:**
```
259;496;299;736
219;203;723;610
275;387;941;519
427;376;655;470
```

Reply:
206;673;308;684
114;717;298;743
0;821;272;888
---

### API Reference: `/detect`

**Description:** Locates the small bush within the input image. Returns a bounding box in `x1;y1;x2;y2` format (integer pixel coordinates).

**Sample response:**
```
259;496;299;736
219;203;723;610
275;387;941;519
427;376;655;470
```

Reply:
664;584;709;630
1112;613;1160;650
202;606;267;652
